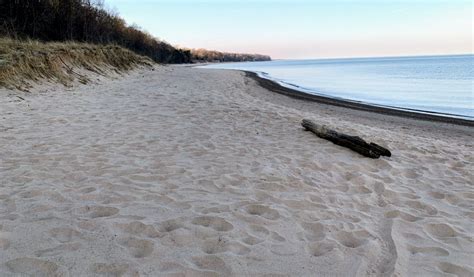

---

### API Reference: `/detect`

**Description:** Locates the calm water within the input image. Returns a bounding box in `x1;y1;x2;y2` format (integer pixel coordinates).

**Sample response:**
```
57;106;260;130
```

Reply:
201;55;473;119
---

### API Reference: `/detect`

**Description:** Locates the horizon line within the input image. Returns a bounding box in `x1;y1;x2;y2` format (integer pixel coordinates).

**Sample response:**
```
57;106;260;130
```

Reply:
270;53;473;61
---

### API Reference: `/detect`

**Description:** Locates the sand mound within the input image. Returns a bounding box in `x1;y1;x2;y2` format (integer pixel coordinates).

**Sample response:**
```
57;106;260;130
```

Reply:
0;39;152;90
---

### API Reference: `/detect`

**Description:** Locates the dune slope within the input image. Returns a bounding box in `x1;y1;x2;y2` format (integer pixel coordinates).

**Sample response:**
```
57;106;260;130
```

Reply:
0;39;152;90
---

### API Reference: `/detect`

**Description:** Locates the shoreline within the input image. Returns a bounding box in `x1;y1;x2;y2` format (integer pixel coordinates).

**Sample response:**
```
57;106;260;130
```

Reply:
244;70;474;127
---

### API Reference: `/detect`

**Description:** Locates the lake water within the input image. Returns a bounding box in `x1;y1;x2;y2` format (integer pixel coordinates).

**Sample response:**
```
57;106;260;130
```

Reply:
200;55;473;120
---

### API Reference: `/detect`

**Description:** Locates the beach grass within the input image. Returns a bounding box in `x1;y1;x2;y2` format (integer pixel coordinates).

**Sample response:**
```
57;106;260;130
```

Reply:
0;38;153;90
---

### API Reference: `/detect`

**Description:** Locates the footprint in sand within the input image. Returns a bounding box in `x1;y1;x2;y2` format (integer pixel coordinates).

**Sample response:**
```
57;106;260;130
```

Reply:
334;230;368;248
372;182;386;195
403;168;421;179
200;238;227;254
428;191;445;199
91;263;130;276
198;204;231;215
243;204;280;220
437;262;474;277
201;238;250;255
270;231;286;242
270;243;298;256
0;238;10;250
191;255;231;274
80;206;119;218
384;210;421;222
241;235;264;246
301;222;326;241
405;200;438;216
159;261;186;272
5;257;59;276
407;244;449;257
256;182;287;192
247;224;270;238
425;223;458;238
157;218;183;233
307;241;336;257
191;216;234;232
118;237;154;258
49;227;82;243
35;242;82;257
79;187;96;194
119;221;161;238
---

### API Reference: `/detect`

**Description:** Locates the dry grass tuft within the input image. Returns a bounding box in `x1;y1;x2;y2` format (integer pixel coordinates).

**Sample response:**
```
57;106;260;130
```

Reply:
0;38;153;90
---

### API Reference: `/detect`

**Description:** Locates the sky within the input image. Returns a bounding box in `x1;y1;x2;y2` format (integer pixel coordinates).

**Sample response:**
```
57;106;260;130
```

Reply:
105;0;473;59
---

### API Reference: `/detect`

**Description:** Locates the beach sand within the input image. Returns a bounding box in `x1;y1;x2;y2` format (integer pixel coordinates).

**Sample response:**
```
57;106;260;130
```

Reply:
0;66;473;276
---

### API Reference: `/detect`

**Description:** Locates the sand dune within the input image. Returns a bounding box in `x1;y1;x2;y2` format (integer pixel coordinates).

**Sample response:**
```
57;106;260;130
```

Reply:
0;66;473;276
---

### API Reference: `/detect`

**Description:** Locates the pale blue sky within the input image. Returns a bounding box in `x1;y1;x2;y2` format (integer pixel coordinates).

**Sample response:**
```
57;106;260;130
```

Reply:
105;0;472;59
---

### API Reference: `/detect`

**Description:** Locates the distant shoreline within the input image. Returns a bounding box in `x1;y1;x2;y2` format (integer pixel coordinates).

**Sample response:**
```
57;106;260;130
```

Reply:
244;70;474;127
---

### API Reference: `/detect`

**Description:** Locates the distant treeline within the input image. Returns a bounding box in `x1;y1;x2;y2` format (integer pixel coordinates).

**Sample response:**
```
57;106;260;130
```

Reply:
190;48;271;62
0;0;271;63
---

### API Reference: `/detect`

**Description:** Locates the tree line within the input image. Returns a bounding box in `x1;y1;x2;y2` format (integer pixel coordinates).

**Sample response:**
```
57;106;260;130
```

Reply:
190;48;271;62
0;0;270;63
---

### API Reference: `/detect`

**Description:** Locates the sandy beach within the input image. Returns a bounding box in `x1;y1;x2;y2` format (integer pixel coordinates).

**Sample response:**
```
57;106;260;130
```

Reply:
1;66;473;276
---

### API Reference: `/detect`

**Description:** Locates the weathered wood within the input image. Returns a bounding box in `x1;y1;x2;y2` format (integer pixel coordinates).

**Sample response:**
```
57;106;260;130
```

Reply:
369;142;392;157
301;119;391;159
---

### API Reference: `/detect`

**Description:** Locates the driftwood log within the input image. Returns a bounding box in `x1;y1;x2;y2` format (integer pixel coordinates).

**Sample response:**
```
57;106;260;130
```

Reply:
301;119;391;159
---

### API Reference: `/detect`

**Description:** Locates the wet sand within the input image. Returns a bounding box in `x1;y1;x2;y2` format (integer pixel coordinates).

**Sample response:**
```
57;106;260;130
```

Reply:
244;71;474;127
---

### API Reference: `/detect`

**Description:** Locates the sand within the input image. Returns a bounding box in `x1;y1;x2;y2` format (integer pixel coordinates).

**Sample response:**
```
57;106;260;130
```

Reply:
0;66;473;276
